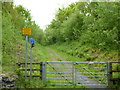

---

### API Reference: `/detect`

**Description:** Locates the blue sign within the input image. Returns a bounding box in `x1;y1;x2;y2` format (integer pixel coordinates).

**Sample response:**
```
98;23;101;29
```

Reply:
29;38;36;44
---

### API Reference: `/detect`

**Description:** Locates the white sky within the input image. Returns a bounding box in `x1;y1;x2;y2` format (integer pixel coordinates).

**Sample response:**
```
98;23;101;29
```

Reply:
14;0;79;30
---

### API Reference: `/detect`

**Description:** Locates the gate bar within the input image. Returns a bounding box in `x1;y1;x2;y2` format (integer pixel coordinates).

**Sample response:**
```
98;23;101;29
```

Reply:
46;61;73;63
76;62;107;64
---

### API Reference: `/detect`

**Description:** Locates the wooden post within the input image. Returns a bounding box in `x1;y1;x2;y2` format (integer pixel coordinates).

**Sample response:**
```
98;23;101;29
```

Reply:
40;62;42;79
110;62;112;85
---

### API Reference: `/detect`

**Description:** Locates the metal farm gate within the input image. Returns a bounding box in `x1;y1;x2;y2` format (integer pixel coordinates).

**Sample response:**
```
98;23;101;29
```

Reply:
17;61;120;88
44;62;108;88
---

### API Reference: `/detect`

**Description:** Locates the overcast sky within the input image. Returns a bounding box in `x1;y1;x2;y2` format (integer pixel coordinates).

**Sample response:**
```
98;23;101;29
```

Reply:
14;0;79;30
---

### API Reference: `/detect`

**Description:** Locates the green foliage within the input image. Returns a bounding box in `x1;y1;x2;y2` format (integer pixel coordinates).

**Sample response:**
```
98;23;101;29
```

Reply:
2;2;119;88
44;2;119;51
2;2;44;73
16;68;44;88
2;3;22;73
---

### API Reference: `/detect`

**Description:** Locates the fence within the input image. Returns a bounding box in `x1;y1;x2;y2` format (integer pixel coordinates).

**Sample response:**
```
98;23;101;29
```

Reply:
108;62;120;85
17;61;120;87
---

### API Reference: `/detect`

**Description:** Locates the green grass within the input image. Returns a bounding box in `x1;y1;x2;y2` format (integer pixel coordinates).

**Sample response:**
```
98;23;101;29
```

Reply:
48;41;119;88
15;44;87;88
3;38;119;88
30;43;51;62
49;41;119;63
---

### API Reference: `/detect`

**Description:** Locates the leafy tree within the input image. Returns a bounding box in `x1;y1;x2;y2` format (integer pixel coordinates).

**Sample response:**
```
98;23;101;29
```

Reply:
45;2;119;50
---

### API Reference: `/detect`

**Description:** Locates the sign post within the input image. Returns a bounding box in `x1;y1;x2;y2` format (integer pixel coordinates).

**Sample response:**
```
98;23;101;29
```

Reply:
25;35;28;79
22;28;32;79
29;38;35;80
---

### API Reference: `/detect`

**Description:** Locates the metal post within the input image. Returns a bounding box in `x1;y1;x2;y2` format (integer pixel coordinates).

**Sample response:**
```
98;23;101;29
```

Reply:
30;43;33;80
74;63;76;86
72;62;75;86
25;35;28;78
42;62;46;86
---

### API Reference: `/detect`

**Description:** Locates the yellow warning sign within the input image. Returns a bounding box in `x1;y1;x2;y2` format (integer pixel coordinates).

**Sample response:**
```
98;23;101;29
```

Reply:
22;28;32;35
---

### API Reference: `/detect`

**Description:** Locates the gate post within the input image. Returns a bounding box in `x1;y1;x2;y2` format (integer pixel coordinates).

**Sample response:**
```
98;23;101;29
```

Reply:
40;62;42;79
40;62;46;86
107;62;112;87
72;62;75;86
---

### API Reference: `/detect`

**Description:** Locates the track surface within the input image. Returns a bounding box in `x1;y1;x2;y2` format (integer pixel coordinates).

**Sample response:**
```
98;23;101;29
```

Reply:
47;48;107;88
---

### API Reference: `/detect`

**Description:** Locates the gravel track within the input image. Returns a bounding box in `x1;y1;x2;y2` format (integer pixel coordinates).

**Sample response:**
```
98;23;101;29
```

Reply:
47;48;107;88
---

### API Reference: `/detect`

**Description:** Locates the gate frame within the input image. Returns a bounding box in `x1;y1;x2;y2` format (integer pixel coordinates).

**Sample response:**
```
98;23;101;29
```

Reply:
44;61;109;87
17;61;120;87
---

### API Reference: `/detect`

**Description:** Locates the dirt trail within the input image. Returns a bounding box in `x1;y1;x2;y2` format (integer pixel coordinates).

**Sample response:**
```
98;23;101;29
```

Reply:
47;48;107;88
